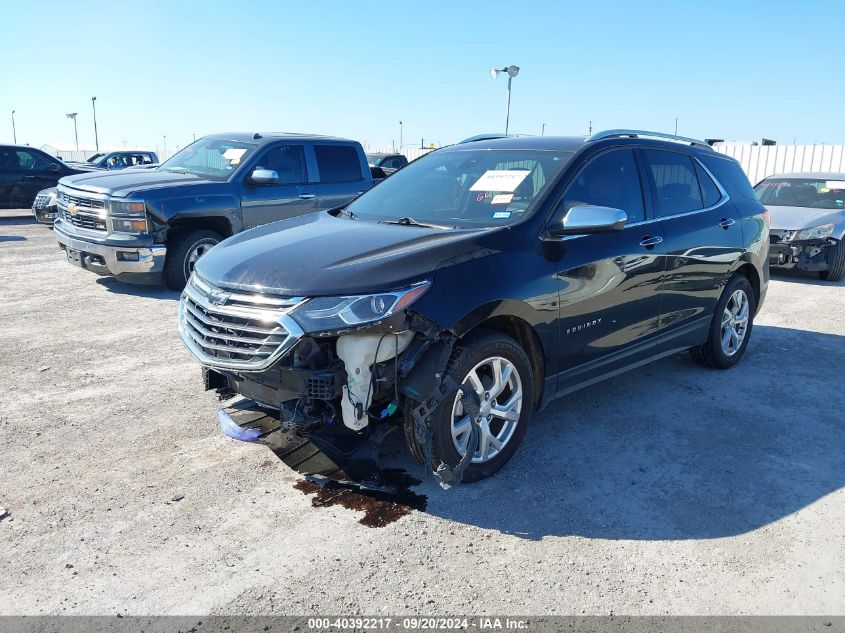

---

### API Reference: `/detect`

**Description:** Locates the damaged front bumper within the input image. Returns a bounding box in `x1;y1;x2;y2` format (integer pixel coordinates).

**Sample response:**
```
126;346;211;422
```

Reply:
180;274;477;488
768;230;838;271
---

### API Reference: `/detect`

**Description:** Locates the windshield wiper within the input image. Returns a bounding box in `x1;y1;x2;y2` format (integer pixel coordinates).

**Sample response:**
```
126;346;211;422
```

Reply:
378;216;453;229
162;167;192;175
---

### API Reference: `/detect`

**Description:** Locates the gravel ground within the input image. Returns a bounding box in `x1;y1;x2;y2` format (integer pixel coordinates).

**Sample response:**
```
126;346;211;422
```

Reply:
1;210;844;616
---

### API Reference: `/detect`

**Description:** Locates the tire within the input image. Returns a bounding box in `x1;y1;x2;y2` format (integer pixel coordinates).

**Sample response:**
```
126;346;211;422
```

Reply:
162;229;221;291
690;274;755;369
819;240;845;282
404;329;534;483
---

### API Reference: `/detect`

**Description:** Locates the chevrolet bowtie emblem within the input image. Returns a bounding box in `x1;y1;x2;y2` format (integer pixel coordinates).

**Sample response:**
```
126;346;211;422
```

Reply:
67;203;78;215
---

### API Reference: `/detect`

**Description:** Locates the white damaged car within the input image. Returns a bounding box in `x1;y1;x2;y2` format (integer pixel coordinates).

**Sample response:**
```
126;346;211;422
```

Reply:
755;172;845;281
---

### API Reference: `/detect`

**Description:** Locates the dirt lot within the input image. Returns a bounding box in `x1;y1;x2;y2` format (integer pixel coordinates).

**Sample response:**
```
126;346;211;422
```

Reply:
1;210;844;616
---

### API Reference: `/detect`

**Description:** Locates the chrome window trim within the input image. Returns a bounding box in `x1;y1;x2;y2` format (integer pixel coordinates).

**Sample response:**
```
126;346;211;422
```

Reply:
550;156;733;240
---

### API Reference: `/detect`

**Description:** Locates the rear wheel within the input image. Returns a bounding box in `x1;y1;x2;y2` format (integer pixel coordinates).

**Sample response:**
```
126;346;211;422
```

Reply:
819;240;845;282
404;329;534;482
690;274;755;369
163;229;221;290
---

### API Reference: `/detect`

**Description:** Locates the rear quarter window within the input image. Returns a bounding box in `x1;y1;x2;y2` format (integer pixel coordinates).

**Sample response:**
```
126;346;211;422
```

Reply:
315;145;363;183
699;154;757;201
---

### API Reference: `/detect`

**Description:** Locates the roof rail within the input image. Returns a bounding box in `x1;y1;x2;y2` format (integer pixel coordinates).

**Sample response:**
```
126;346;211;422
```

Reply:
588;129;712;149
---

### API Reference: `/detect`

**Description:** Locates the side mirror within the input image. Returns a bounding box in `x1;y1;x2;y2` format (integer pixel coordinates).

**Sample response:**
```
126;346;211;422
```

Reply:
49;163;62;173
249;168;279;185
548;205;627;236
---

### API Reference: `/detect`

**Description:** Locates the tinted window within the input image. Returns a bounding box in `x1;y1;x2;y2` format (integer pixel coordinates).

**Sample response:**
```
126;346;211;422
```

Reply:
16;149;55;171
256;145;307;184
695;162;722;207
315;145;362;183
644;149;703;216
563;149;645;223
0;148;20;171
699;154;757;201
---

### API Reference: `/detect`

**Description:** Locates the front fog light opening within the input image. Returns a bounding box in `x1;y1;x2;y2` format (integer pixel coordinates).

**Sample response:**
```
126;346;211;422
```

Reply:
116;251;140;262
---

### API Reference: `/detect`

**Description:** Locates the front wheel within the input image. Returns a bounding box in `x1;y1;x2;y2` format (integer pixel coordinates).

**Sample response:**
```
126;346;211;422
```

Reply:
819;240;845;282
690;274;756;369
163;229;221;291
405;329;534;483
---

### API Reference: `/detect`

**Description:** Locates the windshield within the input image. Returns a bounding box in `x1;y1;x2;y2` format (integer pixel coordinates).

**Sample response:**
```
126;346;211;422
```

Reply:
160;138;258;181
347;148;572;227
755;177;845;209
367;154;386;166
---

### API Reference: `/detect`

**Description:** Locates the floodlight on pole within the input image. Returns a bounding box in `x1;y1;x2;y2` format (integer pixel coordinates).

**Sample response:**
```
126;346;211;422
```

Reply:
66;113;79;150
91;97;99;151
490;65;520;135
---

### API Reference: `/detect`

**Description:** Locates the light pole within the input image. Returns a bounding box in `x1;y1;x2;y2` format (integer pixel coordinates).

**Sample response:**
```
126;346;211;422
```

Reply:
541;123;546;136
66;113;79;150
11;110;16;143
163;135;167;156
490;65;520;135
399;121;403;150
91;97;99;151
674;117;678;135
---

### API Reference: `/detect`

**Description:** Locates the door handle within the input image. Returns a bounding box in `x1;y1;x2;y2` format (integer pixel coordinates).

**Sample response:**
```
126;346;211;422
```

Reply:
639;235;663;249
719;217;736;229
298;194;315;200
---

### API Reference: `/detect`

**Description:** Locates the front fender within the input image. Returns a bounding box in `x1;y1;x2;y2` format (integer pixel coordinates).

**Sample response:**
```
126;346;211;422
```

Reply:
147;193;242;233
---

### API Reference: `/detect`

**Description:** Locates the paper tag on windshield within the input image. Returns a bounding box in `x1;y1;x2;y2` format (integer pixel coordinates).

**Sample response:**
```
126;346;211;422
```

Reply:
470;170;530;192
825;181;845;190
491;194;513;205
223;148;247;164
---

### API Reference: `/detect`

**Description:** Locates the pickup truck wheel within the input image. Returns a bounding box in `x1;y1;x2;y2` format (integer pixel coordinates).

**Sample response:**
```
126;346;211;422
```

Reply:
690;274;755;369
819;240;845;282
404;329;534;483
163;229;221;290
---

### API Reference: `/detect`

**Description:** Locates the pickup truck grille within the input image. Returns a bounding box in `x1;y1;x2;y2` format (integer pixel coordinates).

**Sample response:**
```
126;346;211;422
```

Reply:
179;275;305;371
57;188;108;232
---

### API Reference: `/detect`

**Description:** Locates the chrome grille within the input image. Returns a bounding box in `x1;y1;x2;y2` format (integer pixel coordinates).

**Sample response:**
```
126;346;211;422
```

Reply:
57;187;108;232
179;275;305;371
57;191;105;210
33;192;54;209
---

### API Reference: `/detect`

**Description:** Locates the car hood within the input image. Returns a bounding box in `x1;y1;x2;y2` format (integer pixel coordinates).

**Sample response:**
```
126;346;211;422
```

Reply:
58;169;215;198
195;211;504;296
767;205;845;231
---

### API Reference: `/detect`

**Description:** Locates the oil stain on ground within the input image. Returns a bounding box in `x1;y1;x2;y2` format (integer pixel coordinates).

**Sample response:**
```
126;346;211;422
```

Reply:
294;470;427;528
221;403;428;527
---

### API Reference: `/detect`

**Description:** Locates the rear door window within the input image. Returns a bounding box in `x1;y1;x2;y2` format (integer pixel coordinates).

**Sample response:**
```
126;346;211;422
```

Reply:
315;145;363;183
255;145;307;184
643;149;703;216
563;149;645;223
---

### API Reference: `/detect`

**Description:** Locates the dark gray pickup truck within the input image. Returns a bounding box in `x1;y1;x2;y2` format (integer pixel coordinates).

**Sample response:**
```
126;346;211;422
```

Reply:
53;133;374;289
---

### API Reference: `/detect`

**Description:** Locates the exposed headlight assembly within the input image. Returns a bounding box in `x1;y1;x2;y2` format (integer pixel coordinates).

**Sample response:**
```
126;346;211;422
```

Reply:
291;280;431;332
110;218;149;234
794;224;834;241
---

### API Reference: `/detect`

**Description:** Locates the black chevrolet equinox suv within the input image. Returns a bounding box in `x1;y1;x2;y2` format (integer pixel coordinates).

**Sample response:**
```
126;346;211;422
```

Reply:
179;130;769;486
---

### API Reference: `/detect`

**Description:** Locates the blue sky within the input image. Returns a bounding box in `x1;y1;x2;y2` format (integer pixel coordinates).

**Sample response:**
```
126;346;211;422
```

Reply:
3;0;844;152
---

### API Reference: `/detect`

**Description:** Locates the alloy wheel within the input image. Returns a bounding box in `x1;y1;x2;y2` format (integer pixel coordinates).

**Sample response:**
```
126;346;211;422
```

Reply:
184;239;217;279
720;288;750;357
450;356;523;464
